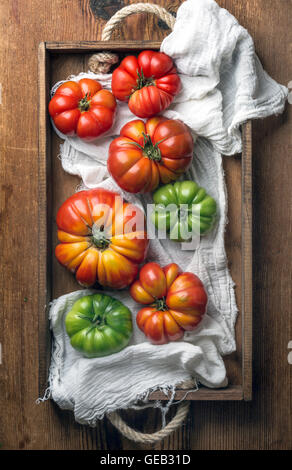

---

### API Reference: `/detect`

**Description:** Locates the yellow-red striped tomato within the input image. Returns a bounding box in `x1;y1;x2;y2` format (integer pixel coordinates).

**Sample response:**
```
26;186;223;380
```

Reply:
130;262;207;344
55;188;148;289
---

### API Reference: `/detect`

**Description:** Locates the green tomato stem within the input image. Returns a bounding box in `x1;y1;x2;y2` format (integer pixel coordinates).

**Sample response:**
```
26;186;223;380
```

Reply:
91;224;110;250
135;68;155;90
78;93;91;112
125;132;168;162
154;297;168;311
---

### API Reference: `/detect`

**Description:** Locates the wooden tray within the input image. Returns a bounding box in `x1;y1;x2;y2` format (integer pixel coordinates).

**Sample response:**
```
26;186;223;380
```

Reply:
38;41;252;402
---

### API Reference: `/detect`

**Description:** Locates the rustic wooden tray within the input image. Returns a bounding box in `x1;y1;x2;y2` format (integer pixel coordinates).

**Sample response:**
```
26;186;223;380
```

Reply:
38;41;252;402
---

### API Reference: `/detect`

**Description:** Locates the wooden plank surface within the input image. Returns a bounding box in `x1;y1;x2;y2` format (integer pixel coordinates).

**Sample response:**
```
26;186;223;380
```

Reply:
241;121;253;400
0;0;291;450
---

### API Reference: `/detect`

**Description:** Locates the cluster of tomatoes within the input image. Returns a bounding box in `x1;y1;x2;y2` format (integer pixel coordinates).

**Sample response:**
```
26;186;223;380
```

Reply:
49;50;208;349
49;50;193;194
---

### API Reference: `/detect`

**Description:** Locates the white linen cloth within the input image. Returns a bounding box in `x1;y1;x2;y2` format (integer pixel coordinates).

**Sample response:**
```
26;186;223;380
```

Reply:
45;0;287;423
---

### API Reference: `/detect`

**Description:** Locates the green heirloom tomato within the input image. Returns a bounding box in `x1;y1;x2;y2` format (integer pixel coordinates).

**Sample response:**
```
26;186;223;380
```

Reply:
65;293;133;358
151;181;217;242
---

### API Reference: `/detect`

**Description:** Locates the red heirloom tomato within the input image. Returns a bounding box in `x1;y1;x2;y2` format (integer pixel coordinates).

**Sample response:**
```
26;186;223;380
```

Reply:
55;188;148;288
111;50;181;118
108;116;194;193
130;262;207;345
48;78;116;141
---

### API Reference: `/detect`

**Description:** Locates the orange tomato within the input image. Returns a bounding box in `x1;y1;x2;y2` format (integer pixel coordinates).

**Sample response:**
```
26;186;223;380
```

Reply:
55;188;148;288
107;116;194;193
130;262;207;344
48;78;116;141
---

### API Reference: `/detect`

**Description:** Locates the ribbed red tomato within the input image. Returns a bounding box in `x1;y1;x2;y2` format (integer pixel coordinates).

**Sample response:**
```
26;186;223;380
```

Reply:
48;78;116;141
111;50;181;118
107;116;194;193
130;262;207;345
55;188;148;288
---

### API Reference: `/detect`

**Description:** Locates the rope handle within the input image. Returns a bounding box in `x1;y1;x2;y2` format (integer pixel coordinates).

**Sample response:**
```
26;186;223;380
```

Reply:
107;401;190;445
88;3;175;74
89;3;190;444
107;379;194;444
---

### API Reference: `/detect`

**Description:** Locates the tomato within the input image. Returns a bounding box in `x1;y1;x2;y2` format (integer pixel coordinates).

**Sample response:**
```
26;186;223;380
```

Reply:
55;188;148;288
130;262;207;345
107;117;194;193
48;78;116;141
152;181;217;241
111;50;181;118
65;293;133;358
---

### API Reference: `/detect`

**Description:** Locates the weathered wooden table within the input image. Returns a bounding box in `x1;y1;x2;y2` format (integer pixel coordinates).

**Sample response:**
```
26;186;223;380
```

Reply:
0;0;291;450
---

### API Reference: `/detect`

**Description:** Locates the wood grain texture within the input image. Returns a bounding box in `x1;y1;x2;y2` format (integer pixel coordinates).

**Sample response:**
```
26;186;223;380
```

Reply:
241;121;253;400
0;0;291;450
